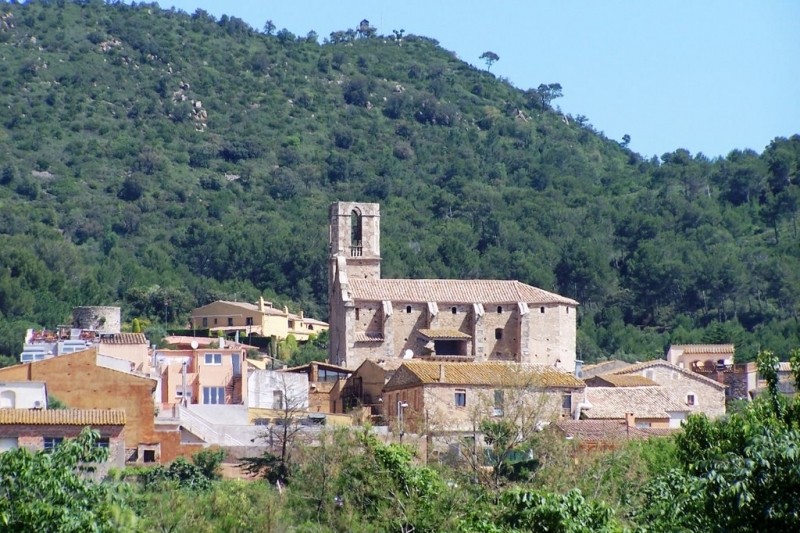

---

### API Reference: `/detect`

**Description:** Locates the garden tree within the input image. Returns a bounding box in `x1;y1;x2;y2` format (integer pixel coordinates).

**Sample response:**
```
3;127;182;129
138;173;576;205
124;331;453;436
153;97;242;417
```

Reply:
496;488;621;532
140;447;225;490
479;50;500;71
263;19;276;35
288;330;328;366
0;428;133;531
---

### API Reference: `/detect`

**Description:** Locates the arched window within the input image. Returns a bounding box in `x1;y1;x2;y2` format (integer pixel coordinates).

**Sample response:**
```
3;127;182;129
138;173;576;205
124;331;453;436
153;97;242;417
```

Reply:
497;306;503;314
350;210;363;256
0;391;15;409
406;305;412;314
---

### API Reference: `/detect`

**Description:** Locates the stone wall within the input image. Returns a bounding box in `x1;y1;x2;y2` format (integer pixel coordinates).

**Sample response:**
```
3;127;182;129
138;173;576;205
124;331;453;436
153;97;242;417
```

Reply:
72;306;121;334
628;364;726;418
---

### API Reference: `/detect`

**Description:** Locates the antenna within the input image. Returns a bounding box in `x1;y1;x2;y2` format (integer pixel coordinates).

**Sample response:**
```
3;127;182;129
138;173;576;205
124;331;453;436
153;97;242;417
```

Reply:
190;340;199;350
403;349;413;359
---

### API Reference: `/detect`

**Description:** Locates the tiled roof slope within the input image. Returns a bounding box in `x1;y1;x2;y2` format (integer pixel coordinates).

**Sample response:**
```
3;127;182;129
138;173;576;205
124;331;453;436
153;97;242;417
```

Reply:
611;359;726;390
0;409;126;425
556;420;677;441
384;361;585;391
348;279;578;306
580;360;632;378
100;333;147;345
417;328;472;340
586;374;659;387
584;387;688;419
671;344;734;354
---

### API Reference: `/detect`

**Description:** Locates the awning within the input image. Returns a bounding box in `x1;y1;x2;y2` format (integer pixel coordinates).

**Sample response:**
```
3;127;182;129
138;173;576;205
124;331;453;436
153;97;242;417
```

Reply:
417;328;472;340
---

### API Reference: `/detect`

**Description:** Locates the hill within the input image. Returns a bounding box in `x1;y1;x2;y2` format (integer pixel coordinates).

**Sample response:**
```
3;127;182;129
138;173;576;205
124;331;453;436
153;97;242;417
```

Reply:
1;0;799;360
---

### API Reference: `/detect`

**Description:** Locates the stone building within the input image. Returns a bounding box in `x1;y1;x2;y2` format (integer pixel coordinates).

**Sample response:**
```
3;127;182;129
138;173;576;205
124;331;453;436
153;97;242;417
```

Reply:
605;359;727;419
328;202;578;371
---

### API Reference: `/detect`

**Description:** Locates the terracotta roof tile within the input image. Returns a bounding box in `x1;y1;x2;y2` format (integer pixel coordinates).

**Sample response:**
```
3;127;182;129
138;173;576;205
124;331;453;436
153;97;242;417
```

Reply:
584;387;688;419
100;333;147;345
0;409;126;425
580;360;633;378
556;420;677;441
348;279;578;306
586;374;659;387
417;328;472;340
355;332;384;342
385;361;585;391
670;344;735;354
611;359;727;390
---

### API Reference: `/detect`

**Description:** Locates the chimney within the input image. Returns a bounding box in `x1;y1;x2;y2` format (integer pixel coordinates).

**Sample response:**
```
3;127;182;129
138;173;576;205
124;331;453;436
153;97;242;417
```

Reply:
438;364;445;382
624;412;635;428
258;297;265;312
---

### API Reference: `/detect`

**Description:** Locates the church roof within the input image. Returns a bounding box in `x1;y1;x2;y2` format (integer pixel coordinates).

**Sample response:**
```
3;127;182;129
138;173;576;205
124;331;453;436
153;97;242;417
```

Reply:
348;279;577;306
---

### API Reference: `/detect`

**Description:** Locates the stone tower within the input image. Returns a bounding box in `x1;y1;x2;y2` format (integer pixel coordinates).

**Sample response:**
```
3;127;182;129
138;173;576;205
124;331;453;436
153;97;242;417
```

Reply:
328;202;381;282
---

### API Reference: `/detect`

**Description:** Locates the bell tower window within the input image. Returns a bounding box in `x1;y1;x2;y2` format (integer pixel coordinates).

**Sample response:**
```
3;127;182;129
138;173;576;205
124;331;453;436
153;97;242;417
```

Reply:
350;210;363;257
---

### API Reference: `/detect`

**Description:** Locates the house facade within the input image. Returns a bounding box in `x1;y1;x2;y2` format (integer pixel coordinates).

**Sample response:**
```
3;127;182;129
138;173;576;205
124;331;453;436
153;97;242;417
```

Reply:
248;370;309;411
0;381;47;409
0;349;162;459
328;202;578;371
581;387;689;429
190;298;328;342
382;361;585;434
0;409;126;470
154;347;247;407
608;360;727;419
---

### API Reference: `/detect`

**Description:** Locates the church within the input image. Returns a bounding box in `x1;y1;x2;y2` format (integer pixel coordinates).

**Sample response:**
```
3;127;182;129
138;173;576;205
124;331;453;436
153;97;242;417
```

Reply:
328;202;578;372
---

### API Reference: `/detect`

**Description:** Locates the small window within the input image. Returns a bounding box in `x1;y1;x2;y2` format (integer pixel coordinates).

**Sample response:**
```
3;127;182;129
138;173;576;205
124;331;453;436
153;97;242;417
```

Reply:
273;390;284;410
355;308;360;320
451;307;457;314
566;307;569;314
96;438;110;449
143;449;157;463
493;390;504;416
202;317;208;327
562;393;572;410
214;318;218;325
495;328;503;340
540;307;545;314
454;389;466;408
227;317;234;326
406;305;412;314
204;353;222;365
246;317;254;326
687;394;697;406
497;306;503;314
44;437;63;452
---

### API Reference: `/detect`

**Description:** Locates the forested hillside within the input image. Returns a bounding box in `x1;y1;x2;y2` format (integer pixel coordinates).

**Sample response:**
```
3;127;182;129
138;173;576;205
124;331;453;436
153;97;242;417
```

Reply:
1;0;798;360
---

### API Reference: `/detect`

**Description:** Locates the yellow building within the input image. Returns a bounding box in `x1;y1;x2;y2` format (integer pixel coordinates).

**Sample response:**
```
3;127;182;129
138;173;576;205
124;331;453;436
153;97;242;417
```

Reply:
189;298;328;342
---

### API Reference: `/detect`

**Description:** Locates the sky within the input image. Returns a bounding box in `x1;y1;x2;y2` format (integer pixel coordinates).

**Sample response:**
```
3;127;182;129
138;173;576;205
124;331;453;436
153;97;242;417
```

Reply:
160;0;799;160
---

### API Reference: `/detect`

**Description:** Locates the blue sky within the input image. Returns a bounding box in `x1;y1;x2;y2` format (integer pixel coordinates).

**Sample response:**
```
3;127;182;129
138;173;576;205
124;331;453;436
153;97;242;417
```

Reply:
161;0;799;160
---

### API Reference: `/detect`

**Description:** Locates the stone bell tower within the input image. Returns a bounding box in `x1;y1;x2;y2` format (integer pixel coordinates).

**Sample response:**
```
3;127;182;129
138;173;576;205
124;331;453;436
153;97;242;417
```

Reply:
328;202;381;282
